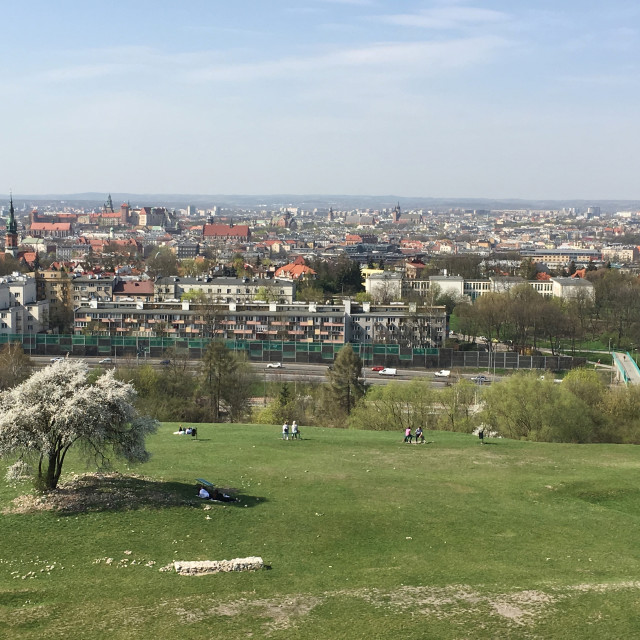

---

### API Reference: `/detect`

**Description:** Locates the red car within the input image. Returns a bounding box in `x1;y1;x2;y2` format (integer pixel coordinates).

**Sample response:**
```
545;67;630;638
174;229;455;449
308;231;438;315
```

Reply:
371;366;384;372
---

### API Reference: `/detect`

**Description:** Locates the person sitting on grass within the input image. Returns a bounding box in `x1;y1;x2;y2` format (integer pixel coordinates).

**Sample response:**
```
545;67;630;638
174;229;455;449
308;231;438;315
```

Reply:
404;427;412;443
211;489;237;503
198;486;210;499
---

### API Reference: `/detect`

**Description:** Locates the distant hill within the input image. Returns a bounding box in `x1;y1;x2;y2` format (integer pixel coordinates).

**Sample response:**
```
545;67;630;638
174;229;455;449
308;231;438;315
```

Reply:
2;192;639;213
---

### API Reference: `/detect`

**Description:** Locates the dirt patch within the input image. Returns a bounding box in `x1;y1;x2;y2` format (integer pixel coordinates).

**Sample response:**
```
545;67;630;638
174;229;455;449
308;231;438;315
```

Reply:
492;603;527;624
568;581;640;593
3;473;198;515
349;585;555;624
18;580;640;634
168;583;640;631
250;596;322;633
172;594;322;634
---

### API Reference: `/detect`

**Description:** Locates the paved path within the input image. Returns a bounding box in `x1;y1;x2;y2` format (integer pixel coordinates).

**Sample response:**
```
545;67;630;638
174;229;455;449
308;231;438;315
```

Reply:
613;352;640;385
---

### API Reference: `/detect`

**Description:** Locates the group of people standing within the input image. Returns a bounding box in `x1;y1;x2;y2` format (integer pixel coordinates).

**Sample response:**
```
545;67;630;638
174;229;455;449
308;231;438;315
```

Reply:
404;427;425;444
282;421;300;440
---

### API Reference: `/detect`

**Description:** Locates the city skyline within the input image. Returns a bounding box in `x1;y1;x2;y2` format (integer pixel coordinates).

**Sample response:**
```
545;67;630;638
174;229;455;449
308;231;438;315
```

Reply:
2;1;639;199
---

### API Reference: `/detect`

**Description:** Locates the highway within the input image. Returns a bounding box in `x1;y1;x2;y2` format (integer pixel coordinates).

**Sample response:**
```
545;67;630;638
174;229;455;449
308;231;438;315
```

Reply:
32;356;500;387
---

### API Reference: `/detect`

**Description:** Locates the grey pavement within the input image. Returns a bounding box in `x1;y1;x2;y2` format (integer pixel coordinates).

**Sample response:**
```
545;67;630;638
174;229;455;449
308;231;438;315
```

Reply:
613;352;640;385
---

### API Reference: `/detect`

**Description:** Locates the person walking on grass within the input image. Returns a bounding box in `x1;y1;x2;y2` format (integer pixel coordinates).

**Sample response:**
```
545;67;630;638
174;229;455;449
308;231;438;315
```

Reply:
478;427;484;444
404;427;412;443
291;420;300;440
282;422;289;440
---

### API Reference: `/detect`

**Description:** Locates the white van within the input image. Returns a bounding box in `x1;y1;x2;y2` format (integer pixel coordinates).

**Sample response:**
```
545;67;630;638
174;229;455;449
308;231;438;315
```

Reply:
379;368;397;376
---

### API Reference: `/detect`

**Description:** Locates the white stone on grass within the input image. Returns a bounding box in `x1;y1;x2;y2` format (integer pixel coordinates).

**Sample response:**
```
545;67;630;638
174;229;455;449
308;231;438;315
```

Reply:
173;557;264;576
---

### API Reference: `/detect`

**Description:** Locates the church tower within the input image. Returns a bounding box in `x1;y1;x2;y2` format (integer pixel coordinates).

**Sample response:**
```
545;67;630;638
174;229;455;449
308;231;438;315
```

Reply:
392;202;401;224
5;195;19;257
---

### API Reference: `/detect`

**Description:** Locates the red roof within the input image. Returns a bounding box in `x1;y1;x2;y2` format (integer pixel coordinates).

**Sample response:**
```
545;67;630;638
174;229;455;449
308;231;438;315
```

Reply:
274;263;316;280
113;281;154;295
30;222;71;231
203;224;250;239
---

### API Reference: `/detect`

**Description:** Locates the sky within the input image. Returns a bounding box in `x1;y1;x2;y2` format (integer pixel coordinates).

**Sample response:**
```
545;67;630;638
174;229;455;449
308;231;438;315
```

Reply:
1;0;639;200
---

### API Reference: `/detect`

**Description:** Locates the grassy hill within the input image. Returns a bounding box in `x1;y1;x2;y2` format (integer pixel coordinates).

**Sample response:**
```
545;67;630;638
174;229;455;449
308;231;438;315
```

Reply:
1;424;640;639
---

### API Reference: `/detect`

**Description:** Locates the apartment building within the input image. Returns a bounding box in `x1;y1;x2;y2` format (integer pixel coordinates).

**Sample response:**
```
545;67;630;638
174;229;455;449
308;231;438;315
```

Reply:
154;276;296;304
519;248;601;269
72;299;448;347
71;275;117;304
0;275;48;334
601;246;638;263
35;269;72;331
369;274;594;303
349;301;446;348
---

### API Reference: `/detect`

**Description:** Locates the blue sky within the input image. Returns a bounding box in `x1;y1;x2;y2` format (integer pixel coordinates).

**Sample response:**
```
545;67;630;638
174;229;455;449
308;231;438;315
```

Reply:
1;0;639;199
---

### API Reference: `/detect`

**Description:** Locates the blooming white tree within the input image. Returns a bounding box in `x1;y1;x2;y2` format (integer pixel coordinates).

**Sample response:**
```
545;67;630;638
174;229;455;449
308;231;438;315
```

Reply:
0;359;158;490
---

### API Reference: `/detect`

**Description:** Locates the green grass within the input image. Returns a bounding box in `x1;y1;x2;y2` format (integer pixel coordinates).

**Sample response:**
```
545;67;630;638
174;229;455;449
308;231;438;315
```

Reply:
2;425;640;639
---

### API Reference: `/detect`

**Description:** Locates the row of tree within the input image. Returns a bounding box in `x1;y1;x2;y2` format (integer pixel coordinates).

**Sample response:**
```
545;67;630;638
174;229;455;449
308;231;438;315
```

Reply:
344;369;640;444
114;343;255;423
453;268;640;353
253;343;640;446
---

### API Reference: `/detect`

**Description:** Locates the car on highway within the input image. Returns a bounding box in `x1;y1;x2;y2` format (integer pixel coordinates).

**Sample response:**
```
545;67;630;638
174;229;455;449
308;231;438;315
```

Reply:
98;358;113;364
160;359;171;365
266;362;283;369
434;369;451;378
50;357;64;363
471;374;489;385
371;366;385;372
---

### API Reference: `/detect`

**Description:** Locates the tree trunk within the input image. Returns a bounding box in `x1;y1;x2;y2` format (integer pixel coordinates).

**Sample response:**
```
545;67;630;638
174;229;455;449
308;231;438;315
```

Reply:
43;451;59;490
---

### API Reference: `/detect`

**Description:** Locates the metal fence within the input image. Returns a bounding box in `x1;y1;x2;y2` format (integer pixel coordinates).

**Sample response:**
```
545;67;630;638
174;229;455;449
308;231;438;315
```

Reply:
0;334;584;370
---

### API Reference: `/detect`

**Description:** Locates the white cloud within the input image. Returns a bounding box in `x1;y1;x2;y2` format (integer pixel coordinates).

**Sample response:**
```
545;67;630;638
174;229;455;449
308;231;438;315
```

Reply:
186;35;510;84
378;6;510;30
43;63;128;82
